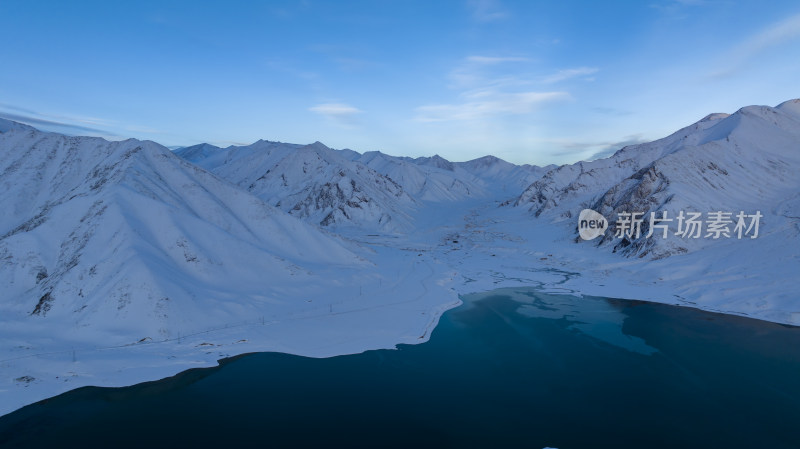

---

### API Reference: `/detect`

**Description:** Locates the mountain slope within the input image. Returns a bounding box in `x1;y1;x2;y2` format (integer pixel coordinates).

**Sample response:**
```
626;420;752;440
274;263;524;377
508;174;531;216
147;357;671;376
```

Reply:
173;142;222;163
455;155;555;194
177;140;417;232
358;152;552;200
0;118;36;133
177;142;552;229
516;99;800;259
356;151;486;202
0;126;363;340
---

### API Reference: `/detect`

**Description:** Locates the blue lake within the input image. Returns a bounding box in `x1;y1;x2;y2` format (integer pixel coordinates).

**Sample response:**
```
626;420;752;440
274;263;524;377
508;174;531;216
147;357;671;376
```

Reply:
2;288;800;448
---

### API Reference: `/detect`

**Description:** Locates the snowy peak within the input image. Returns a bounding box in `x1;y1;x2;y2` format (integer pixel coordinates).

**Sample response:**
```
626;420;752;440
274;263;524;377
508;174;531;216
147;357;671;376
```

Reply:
173;143;222;163
178;136;556;212
455;155;553;194
178;140;416;232
460;155;507;169
413;154;455;171
0;118;36;133
356;151;487;202
516;99;800;259
776;98;800;118
0;126;363;333
699;112;730;122
306;140;331;152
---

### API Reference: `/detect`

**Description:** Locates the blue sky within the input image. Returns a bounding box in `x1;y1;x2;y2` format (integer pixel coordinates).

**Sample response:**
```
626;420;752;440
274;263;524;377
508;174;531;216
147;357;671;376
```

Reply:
1;0;799;165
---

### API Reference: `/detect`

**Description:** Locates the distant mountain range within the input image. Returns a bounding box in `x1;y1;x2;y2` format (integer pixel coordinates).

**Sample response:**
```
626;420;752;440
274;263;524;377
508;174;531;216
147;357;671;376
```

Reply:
175;139;549;232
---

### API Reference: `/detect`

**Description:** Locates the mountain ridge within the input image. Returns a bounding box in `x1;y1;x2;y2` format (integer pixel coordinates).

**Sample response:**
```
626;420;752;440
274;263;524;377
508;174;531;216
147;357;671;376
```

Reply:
516;99;800;259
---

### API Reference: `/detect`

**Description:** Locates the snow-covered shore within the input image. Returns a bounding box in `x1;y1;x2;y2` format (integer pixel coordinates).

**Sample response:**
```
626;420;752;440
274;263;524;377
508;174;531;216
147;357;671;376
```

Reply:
1;192;797;417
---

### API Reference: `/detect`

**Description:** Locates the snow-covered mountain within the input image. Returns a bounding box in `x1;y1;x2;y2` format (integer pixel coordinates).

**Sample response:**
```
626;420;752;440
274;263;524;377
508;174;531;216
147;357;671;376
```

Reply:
0;120;471;416
0;118;35;133
2;100;800;417
455;155;556;194
0;124;364;340
516;99;800;259
356;151;486;202
175;141;552;232
176;141;417;232
358;152;552;199
176;139;554;230
173;142;222;163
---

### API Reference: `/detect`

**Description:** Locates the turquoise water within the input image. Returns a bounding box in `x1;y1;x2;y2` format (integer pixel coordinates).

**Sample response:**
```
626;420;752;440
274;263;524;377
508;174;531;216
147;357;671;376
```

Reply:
2;288;800;448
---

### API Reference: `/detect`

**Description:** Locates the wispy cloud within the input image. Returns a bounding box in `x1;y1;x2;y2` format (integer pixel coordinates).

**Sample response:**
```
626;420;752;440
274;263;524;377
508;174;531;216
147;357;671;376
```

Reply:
0;102;39;115
208;139;251;148
448;55;533;89
309;103;363;126
547;134;650;160
417;55;591;122
0;102;122;131
712;13;800;78
415;91;567;122
540;67;599;84
0;103;182;143
449;57;597;90
0;111;119;138
467;0;508;22
587;135;650;160
465;55;530;65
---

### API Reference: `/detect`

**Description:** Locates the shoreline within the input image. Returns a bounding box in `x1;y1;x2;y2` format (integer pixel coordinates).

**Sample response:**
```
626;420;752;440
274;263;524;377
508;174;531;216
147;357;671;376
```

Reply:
4;271;796;419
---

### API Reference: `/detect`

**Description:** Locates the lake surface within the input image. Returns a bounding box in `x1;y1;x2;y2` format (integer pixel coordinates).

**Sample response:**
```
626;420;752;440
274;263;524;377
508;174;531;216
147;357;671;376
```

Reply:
2;288;800;448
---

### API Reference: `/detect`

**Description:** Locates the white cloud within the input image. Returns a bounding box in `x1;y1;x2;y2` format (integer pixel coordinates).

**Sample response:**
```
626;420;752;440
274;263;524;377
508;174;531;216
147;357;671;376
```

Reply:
309;103;361;116
465;55;530;65
535;134;650;162
0;104;128;139
309;103;363;126
417;55;585;121
712;13;800;78
415;91;568;122
0;102;171;137
540;67;599;84
417;54;598;122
